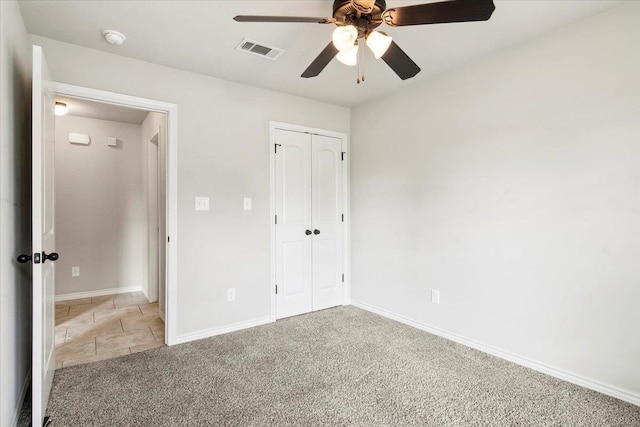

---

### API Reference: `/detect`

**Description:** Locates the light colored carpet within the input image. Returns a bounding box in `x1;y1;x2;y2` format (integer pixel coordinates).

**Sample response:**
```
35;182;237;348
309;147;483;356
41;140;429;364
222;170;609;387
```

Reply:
33;306;640;426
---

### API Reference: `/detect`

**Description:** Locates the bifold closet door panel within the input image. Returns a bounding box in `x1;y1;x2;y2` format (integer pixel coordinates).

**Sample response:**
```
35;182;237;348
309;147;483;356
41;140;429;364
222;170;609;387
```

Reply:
311;134;343;311
274;129;313;319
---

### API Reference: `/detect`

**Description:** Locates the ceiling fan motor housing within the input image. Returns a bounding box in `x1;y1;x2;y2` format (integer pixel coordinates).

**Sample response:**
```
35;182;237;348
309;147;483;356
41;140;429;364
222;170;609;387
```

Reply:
332;0;386;35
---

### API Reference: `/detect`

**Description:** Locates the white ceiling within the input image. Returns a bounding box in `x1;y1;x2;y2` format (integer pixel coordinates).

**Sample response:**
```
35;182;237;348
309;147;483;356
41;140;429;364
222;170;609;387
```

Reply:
20;0;625;107
56;96;150;125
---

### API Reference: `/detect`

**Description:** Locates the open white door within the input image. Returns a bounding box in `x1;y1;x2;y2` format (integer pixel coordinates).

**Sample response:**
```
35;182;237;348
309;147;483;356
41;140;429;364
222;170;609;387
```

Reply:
32;45;57;426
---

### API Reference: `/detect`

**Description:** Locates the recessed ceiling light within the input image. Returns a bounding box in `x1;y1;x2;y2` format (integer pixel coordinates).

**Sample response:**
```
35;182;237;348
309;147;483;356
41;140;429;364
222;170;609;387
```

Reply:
102;29;126;46
55;102;68;116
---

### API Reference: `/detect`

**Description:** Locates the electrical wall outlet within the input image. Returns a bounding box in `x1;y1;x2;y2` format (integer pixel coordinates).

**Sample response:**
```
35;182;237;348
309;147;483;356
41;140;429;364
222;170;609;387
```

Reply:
72;266;80;277
243;197;252;211
227;288;236;302
431;289;440;305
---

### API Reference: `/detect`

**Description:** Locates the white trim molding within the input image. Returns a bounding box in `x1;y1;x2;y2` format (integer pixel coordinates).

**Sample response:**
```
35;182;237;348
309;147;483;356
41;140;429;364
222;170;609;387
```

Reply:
351;300;640;407
55;286;144;302
175;316;274;345
51;82;179;346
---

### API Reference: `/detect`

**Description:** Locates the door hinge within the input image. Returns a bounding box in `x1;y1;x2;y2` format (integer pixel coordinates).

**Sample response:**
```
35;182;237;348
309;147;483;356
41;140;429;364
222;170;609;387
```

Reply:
167;236;170;243
275;215;278;225
275;143;281;154
342;274;344;283
341;214;344;223
275;285;278;295
341;152;346;161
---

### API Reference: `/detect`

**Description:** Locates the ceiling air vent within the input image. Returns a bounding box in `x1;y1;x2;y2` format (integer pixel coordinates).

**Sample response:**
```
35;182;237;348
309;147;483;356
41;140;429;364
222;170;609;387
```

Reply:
235;38;285;61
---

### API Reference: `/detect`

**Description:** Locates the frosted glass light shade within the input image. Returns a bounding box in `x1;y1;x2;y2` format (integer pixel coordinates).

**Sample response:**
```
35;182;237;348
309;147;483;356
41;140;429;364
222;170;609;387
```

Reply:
332;25;358;52
336;44;359;66
366;31;392;59
55;102;68;116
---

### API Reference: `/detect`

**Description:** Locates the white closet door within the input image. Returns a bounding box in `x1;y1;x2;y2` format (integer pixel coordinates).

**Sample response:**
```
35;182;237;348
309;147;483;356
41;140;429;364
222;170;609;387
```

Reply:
311;134;343;311
274;129;313;319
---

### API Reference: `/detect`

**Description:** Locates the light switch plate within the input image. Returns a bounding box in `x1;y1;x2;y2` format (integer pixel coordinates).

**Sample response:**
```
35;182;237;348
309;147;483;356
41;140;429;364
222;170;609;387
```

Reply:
195;197;210;211
431;289;440;305
72;266;80;277
243;197;252;211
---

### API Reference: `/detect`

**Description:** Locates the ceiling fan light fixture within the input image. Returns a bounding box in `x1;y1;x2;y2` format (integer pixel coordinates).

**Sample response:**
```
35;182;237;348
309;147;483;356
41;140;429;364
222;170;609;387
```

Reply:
55;102;68;116
366;31;392;59
336;43;359;67
332;25;358;52
233;0;496;81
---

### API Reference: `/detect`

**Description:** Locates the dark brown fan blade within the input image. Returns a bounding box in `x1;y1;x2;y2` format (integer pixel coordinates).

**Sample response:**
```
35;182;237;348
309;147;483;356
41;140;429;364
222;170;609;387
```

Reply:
381;41;421;80
382;0;495;27
234;15;333;24
301;42;339;78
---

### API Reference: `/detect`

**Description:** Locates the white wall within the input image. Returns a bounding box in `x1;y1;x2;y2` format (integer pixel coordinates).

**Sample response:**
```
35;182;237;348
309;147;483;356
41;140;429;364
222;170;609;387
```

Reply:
351;3;640;401
141;111;167;313
0;1;32;424
55;115;146;296
31;35;351;337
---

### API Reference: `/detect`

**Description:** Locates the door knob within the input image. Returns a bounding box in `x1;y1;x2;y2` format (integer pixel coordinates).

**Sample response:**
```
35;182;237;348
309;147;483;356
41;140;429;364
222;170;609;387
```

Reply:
42;252;59;263
305;230;312;235
17;254;32;264
313;229;321;235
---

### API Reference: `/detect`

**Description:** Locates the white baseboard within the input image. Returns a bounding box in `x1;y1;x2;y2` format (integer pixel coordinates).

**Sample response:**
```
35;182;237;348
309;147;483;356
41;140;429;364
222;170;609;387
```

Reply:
176;316;274;345
55;286;143;302
351;300;640;408
11;368;31;427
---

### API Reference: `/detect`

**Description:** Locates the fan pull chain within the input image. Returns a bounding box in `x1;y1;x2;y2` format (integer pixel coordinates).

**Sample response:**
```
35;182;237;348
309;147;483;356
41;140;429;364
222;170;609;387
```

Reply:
357;41;365;84
361;44;366;83
356;40;361;84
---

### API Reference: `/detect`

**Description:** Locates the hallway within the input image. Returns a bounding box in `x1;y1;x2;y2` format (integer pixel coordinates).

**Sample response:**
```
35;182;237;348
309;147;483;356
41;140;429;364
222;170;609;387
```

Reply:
55;292;164;368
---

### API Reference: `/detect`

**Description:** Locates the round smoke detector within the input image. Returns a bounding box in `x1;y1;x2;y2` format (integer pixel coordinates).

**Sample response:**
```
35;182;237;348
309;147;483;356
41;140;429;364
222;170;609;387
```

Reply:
102;29;126;46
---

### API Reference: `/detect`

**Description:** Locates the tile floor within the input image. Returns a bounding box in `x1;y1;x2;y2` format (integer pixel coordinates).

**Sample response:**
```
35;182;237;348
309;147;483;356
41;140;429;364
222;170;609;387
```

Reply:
55;291;165;369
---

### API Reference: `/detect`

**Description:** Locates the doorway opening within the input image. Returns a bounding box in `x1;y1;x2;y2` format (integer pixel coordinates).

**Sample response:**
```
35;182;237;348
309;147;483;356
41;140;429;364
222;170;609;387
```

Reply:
51;90;175;368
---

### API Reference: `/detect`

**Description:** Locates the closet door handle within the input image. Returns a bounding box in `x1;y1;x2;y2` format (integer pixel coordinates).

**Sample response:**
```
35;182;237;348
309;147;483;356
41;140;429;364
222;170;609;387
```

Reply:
313;229;321;235
17;254;32;264
305;230;312;236
42;252;59;263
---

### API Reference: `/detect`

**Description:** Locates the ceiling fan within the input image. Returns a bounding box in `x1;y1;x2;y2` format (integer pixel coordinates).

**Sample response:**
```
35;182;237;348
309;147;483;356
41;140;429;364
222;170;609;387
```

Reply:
234;0;496;81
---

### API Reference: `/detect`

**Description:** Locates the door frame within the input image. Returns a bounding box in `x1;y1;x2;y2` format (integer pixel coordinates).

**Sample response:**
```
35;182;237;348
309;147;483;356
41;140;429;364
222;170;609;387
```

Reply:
147;129;161;305
52;82;179;345
269;121;350;321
